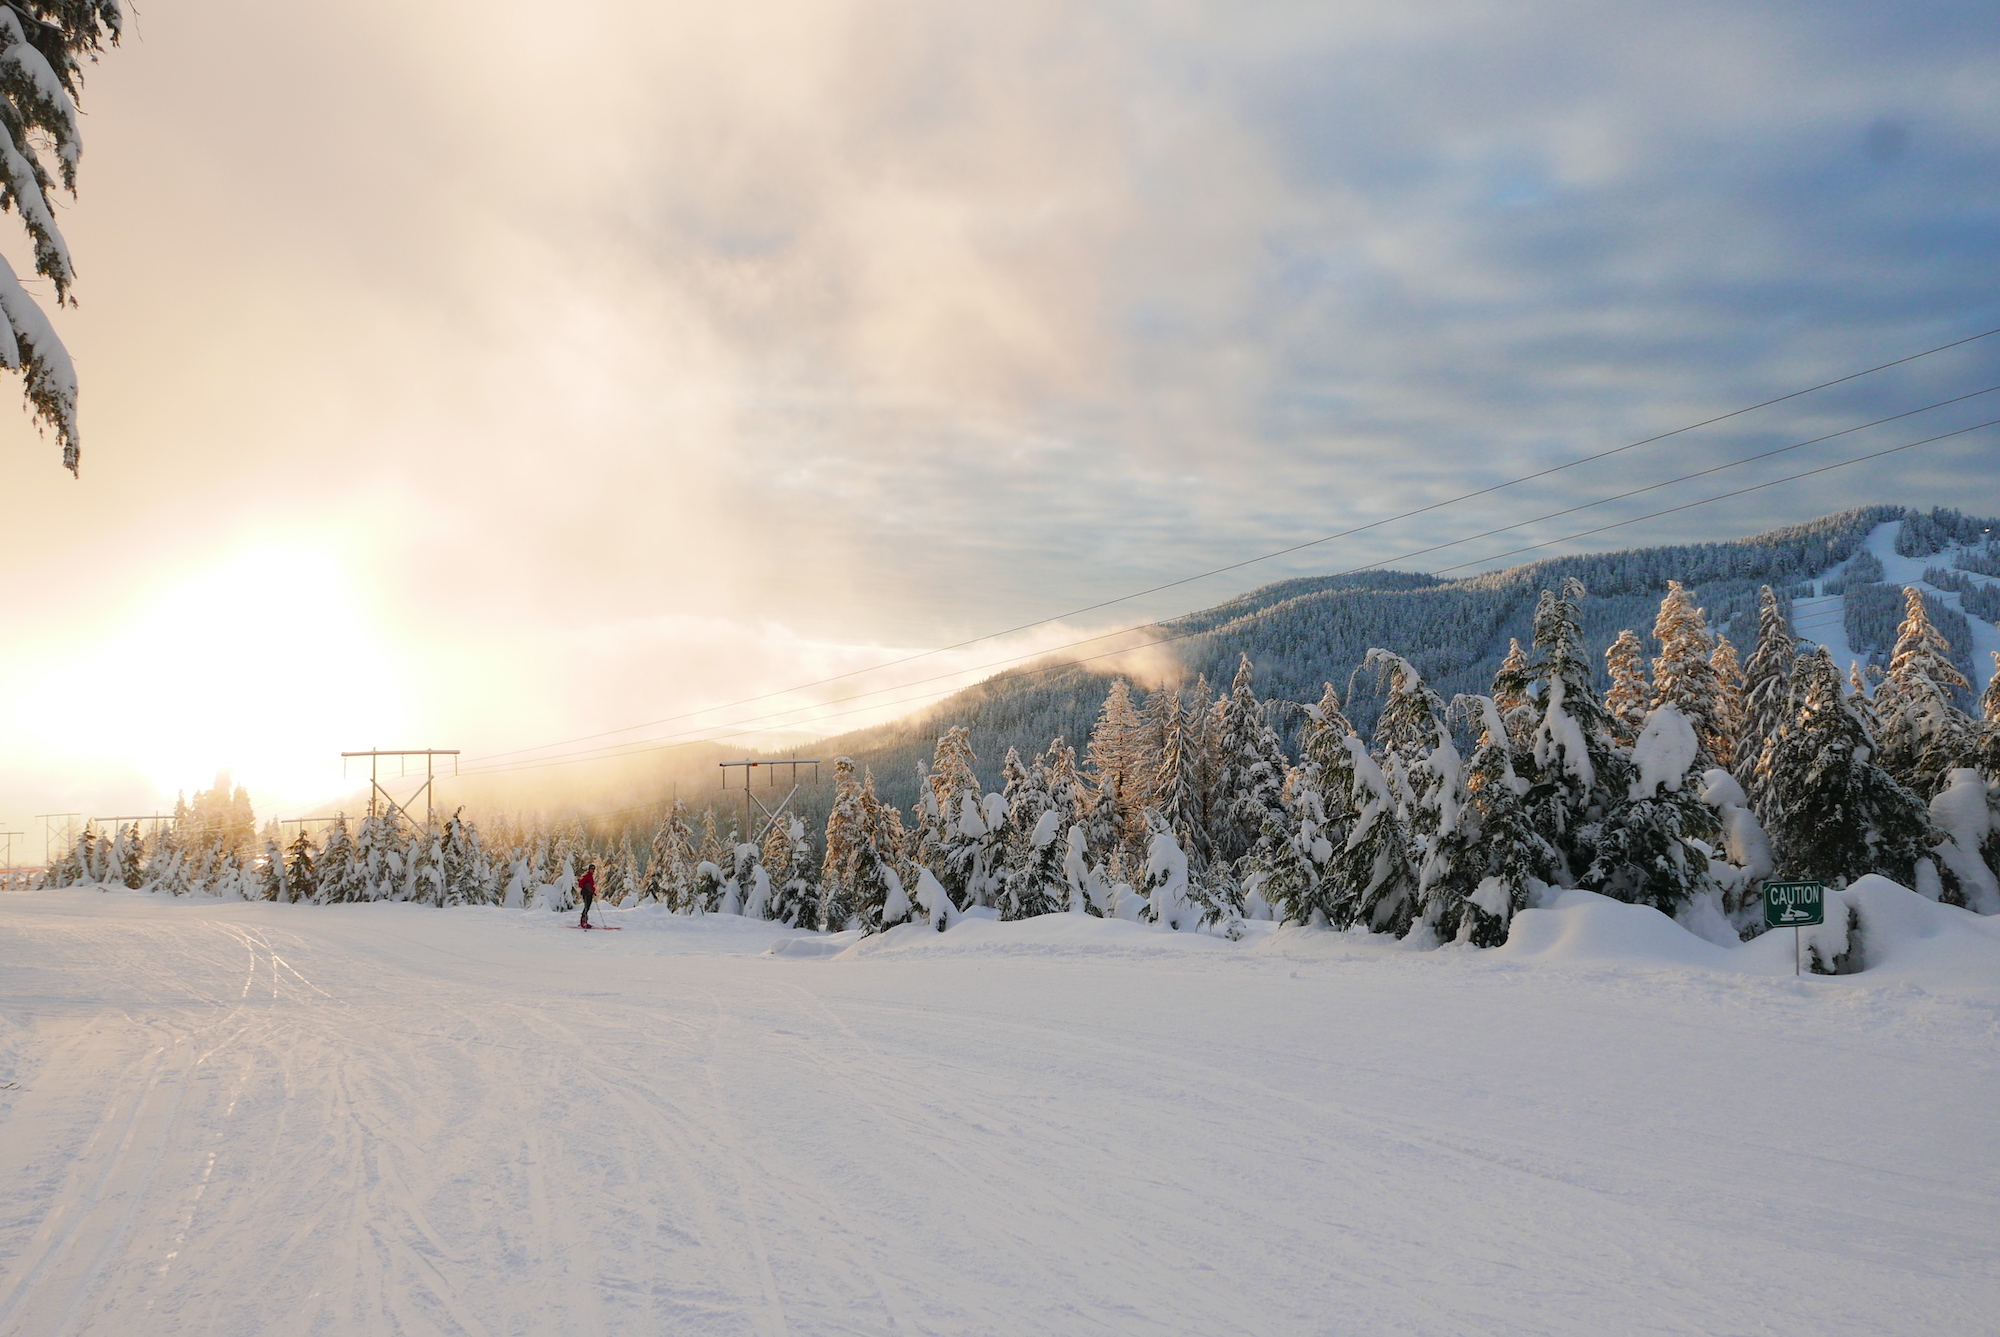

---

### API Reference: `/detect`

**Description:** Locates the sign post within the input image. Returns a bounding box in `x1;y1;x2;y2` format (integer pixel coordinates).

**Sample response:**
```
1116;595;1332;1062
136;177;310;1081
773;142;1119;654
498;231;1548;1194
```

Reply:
1763;880;1825;976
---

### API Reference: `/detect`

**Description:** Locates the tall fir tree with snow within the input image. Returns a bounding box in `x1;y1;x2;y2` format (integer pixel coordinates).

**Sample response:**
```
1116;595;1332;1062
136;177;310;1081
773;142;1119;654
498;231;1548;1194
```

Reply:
439;811;484;905
818;761;906;933
1709;634;1745;770
1002;803;1069;920
819;757;866;931
861;769;909;903
1325;733;1418;933
1209;654;1292;871
767;816;822;929
1245;802;1323;925
1492;637;1536;747
1840;664;1872;736
1744;584;1808;816
1140;811;1234;933
1085;679;1149;876
1604;629;1650;744
612;835;640;908
410;824;448;906
284;828;318;904
641;801;695;907
695;809;723;880
1525;578;1629;875
1359;650;1457;939
1408;719;1474;946
0;1;120;472
998;745;1045;859
1150;684;1211;878
1764;646;1938;888
1039;736;1089;833
925;726;995;909
259;838;288;902
1582;704;1722;915
312;817;357;902
1649;581;1726;768
1451;695;1563;947
355;812;400;900
1873;586;1977;797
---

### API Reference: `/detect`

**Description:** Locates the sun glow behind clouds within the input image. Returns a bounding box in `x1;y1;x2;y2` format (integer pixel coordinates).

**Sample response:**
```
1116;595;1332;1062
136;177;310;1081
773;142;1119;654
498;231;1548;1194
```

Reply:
8;545;408;813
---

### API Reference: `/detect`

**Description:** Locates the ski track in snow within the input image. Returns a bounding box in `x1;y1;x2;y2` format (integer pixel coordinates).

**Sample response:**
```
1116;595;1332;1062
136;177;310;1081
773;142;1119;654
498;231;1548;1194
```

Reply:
1795;520;2000;692
2;892;1997;1336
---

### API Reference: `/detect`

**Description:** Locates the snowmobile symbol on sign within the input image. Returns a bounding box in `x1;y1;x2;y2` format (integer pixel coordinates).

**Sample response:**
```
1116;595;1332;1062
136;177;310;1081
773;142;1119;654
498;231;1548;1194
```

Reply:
1763;880;1825;929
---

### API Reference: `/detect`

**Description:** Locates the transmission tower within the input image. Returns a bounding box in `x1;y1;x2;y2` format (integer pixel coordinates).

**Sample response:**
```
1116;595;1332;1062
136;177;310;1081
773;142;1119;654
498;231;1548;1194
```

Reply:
341;750;459;829
718;759;821;847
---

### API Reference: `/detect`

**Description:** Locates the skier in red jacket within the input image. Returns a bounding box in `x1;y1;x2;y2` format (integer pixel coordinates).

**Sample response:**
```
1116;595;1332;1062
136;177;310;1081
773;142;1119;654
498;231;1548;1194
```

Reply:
577;863;598;928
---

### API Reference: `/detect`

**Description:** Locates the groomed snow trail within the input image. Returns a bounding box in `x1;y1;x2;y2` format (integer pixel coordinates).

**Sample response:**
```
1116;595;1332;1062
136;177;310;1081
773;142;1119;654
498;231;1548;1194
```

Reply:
2;892;1996;1336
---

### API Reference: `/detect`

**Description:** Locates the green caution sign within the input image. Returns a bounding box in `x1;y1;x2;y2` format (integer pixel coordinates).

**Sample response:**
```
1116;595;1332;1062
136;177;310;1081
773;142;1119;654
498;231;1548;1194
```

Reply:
1764;879;1825;929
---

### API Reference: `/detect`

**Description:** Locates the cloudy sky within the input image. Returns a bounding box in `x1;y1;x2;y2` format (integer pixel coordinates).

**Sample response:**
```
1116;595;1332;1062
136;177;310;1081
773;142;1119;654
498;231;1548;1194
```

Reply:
2;0;1997;829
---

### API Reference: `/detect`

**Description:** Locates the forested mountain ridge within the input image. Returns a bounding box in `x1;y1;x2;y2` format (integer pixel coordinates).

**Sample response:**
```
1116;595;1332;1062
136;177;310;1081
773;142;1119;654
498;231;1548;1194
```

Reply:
810;504;1989;811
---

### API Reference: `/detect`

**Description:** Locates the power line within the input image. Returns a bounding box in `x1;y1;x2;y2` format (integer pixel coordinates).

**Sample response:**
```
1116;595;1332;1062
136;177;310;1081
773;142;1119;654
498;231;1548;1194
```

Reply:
461;417;1994;776
457;408;2000;774
457;417;1997;778
460;325;2000;768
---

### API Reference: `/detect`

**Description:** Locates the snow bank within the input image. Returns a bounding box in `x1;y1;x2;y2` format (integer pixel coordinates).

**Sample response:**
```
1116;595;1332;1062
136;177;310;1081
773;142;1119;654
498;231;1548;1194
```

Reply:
1496;889;1743;969
1495;879;2000;990
832;911;1241;961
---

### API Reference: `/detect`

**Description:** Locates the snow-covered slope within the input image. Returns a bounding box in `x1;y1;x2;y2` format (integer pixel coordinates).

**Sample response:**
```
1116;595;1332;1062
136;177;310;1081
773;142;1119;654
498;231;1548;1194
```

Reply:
3;888;1997;1336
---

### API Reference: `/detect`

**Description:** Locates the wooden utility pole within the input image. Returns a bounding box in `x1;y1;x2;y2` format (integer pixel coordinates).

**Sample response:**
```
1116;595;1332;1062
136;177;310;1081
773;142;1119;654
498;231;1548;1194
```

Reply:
718;759;821;847
340;750;460;828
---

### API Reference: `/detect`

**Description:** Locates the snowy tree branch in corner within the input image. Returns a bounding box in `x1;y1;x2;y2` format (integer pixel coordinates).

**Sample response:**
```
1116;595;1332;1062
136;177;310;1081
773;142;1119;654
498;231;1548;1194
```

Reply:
0;0;119;474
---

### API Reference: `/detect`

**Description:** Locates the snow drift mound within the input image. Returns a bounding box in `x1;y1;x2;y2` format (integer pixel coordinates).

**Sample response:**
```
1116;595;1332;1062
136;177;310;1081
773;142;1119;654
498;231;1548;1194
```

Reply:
1496;879;2000;986
1495;889;1742;969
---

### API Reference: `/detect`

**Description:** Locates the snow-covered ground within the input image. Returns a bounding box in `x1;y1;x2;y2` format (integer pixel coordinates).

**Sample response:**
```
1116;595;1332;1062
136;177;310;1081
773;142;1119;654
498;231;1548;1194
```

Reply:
3;889;1998;1336
1795;520;2000;693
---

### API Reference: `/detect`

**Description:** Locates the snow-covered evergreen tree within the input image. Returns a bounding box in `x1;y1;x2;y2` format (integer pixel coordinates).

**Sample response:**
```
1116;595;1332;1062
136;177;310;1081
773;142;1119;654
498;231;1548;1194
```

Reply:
316;817;363;903
1604;629;1650;744
1326;734;1418;934
998;745;1047;870
284;827;318;904
925;726;994;909
1245;803;1321;925
1764;646;1939;888
1002;807;1068;920
768;817;818;928
815;761;906;933
1086;679;1150;876
608;836;639;907
1583;705;1722;915
1928;768;2000;914
259;838;287;902
0;1;120;472
1060;823;1106;916
1873;586;1977;797
1709;634;1745;771
1450;695;1562;947
355;812;400;901
1209;654;1291;869
1150;684;1210;878
1039;736;1089;835
641;801;696;907
439;811;484;905
1491;637;1536;749
819;757;866;931
1649;581;1725;768
1525;578;1629;875
1140;811;1236;933
695;809;723;883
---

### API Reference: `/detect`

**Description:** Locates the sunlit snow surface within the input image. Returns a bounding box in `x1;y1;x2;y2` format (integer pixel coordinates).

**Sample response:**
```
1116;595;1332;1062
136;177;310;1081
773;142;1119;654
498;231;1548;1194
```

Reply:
2;889;1997;1336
